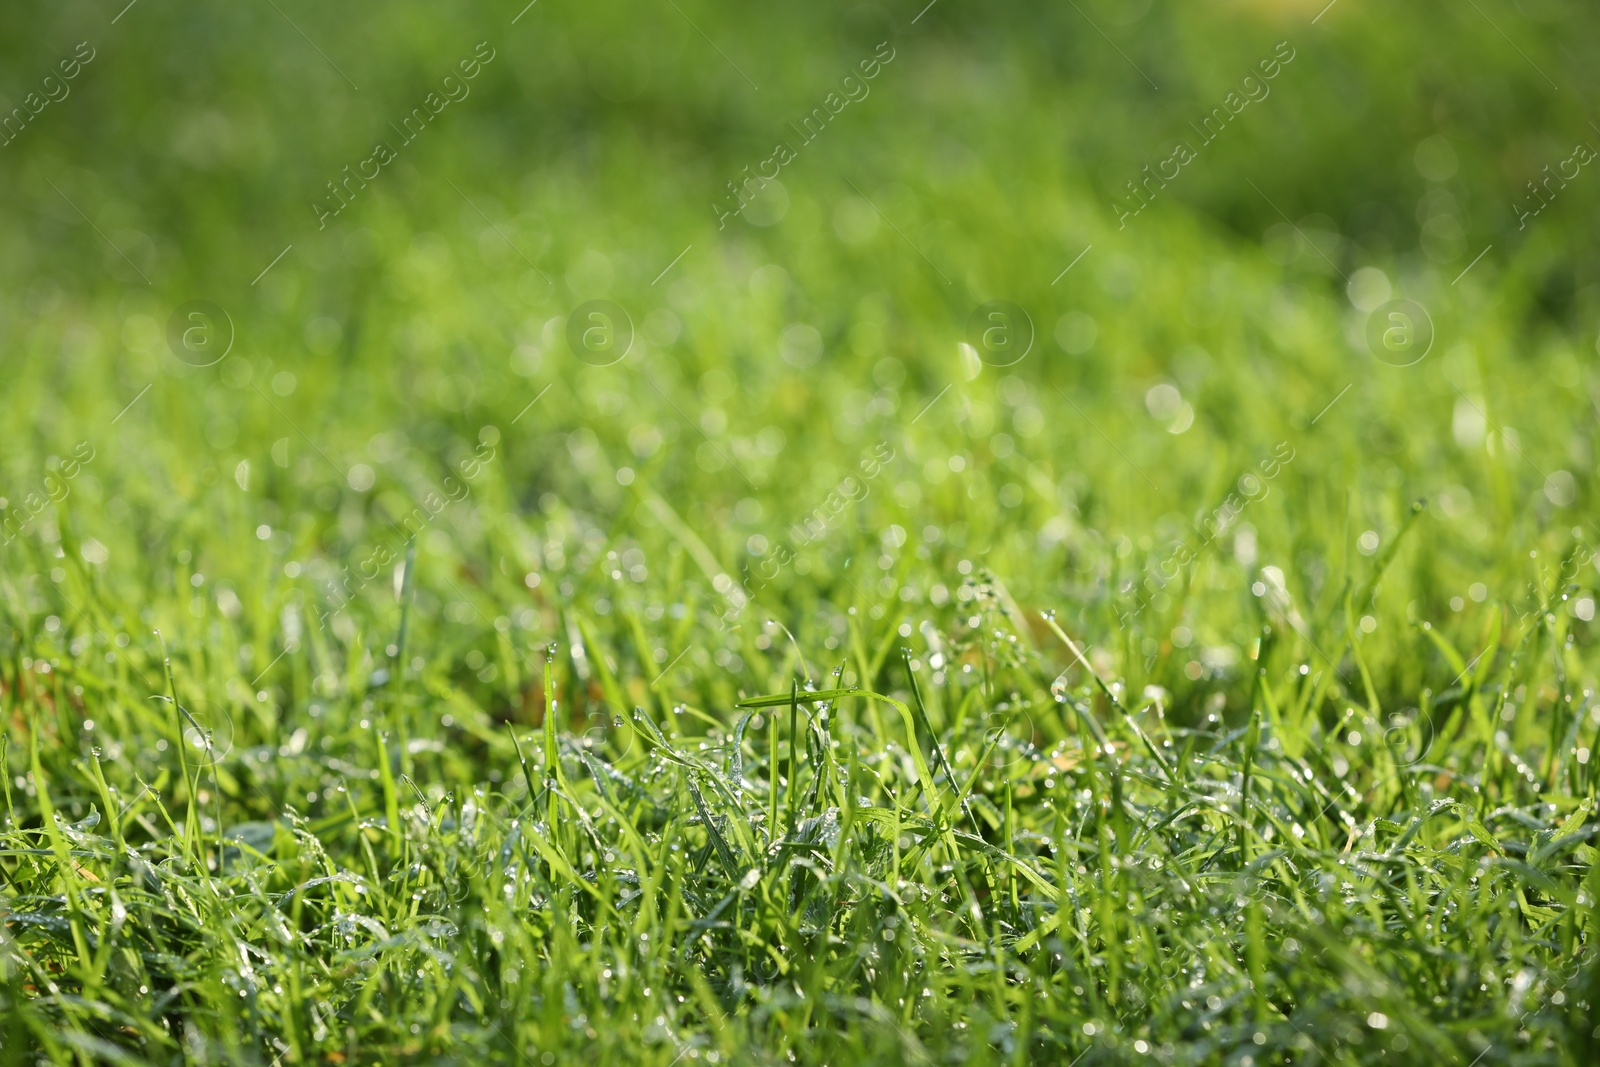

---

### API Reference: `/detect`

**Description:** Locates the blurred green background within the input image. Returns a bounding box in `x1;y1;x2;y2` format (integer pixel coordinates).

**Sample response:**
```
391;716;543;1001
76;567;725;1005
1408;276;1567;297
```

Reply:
4;0;1598;298
2;0;1598;716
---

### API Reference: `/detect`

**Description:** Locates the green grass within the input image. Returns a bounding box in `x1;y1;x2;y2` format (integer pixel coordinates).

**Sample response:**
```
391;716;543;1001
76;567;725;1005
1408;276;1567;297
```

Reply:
3;1;1600;1064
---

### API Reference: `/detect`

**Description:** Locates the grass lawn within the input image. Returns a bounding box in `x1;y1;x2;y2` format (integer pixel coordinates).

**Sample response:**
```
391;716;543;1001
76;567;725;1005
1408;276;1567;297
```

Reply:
2;2;1598;1063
